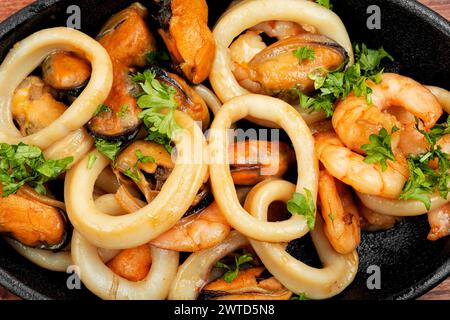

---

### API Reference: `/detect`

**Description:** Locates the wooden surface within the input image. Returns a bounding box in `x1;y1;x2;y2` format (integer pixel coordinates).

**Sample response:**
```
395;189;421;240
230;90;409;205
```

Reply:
0;0;449;301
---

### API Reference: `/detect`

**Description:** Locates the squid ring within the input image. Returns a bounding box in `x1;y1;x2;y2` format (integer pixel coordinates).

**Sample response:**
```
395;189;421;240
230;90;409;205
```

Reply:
5;238;72;272
65;111;208;249
71;231;179;300
356;192;450;217
210;0;353;104
245;180;358;299
168;231;249;300
208;94;318;242
0;27;113;149
43;128;94;168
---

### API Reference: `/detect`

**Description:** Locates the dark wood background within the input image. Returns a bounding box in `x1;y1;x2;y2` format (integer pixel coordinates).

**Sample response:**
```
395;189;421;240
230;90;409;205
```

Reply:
0;0;449;301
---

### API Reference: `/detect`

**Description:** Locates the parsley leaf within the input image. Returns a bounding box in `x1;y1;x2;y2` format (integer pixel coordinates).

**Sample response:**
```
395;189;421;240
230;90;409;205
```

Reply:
293;46;315;63
0;143;73;197
328;213;335;221
124;165;141;183
215;253;254;283
135;149;155;164
93;104;111;117
94;138;122;162
117;105;129;118
146;51;170;65
316;0;332;10
145;131;173;154
399;117;450;209
87;153;97;170
361;127;398;171
132;70;181;153
287;189;316;230
291;292;309;300
296;43;394;117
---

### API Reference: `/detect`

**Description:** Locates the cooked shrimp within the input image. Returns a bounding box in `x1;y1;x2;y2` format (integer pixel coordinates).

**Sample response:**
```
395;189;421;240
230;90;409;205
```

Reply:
315;132;409;199
427;203;450;241
107;245;152;282
318;170;360;254
333;73;442;153
150;202;231;252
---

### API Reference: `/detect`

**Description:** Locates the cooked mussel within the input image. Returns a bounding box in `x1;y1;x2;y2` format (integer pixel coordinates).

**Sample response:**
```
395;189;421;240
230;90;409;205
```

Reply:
229;140;294;185
12;76;67;136
115;140;174;202
87;3;158;141
0;186;69;250
152;0;215;84
151;66;210;128
237;34;347;96
200;267;292;300
42;51;91;90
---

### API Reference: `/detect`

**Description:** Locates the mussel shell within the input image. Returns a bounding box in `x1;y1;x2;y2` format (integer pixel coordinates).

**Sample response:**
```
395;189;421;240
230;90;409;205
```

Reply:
151;0;172;31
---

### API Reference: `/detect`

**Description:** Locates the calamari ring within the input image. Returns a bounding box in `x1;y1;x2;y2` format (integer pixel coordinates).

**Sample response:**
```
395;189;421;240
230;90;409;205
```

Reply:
5;238;72;272
356;192;450;217
43;128;94;168
65;111;208;249
168;231;249;300
0;27;113;149
210;0;353;104
208;94;318;242
245;180;358;299
71;231;179;300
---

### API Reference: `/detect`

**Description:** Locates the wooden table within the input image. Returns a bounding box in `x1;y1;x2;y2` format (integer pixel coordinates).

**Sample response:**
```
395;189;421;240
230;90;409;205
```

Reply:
0;0;449;301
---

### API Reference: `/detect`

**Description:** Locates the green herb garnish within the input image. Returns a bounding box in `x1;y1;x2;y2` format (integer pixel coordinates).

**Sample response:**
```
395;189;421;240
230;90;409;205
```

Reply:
0;143;73;197
146;51;170;65
291;292;309;300
87;153;97;170
94;138;122;162
93;104;111;117
215;253;254;283
316;0;332;9
293;46;315;63
297;43;394;117
135;149;155;164
117;105;129;118
361;127;399;171
287;189;316;230
132;70;181;153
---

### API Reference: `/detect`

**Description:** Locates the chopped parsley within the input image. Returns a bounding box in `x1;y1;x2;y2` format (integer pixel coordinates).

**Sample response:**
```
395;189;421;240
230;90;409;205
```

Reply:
287;189;316;230
146;51;170;65
124;165;141;183
361;127;399;171
297;43;394;117
0;143;73;197
93;104;111;117
293;46;315;63
328;213;335;222
399;117;450;210
316;0;332;10
135;149;155;164
117;105;129;118
215;253;254;283
87;153;97;170
132;70;181;154
94;138;122;162
291;292;309;300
